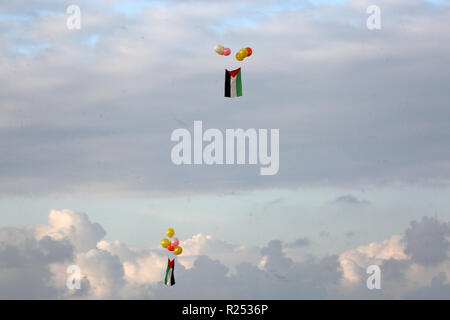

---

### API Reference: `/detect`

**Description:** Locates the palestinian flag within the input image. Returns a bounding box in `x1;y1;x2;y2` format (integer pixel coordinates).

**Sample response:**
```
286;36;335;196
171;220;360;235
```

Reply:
164;258;175;286
225;68;242;98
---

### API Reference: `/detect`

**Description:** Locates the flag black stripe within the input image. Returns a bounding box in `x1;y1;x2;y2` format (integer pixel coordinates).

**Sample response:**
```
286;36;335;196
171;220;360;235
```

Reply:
171;260;175;286
224;70;231;97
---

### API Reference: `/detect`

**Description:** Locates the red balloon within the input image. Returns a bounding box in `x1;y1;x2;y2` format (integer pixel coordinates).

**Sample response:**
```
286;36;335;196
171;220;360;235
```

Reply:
246;47;253;57
167;244;175;251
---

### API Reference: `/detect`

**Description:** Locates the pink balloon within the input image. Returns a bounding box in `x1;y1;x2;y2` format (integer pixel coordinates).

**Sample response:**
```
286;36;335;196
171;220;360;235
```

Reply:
171;238;179;247
223;48;231;56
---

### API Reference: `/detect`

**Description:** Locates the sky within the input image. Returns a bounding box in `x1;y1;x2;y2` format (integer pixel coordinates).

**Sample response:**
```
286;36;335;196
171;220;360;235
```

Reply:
0;0;449;299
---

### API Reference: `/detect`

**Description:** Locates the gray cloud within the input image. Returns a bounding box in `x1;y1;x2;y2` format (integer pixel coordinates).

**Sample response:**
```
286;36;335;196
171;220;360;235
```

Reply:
0;0;449;196
404;216;450;266
320;231;331;238
286;237;311;248
405;273;450;300
0;227;73;299
333;195;370;206
345;231;356;238
154;242;335;299
1;0;450;300
1;209;449;299
380;258;409;283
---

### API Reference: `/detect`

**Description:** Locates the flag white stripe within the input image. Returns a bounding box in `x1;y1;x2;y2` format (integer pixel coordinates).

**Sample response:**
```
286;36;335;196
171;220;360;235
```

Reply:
230;76;237;97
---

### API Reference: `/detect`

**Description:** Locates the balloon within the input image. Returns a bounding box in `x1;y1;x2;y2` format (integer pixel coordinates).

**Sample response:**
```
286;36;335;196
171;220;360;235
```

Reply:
174;246;183;255
246;47;253;57
214;44;224;54
223;48;231;56
167;243;175;251
166;228;175;238
236;52;244;61
238;48;248;58
171;238;180;247
161;238;170;248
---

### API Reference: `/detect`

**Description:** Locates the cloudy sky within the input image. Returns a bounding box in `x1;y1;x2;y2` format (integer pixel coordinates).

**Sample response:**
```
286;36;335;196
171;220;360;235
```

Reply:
0;0;449;299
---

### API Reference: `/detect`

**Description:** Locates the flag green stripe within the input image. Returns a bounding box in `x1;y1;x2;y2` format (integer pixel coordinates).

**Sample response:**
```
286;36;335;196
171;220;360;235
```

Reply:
236;70;242;97
164;264;170;285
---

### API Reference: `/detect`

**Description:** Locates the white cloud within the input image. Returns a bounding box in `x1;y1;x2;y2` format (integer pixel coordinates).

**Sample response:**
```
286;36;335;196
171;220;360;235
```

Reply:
338;234;409;285
177;233;260;273
1;209;449;298
35;209;106;252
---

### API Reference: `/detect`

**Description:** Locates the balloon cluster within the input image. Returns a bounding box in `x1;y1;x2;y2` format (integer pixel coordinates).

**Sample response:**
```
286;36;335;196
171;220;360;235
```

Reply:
161;228;183;255
214;45;253;61
235;47;252;61
214;44;231;56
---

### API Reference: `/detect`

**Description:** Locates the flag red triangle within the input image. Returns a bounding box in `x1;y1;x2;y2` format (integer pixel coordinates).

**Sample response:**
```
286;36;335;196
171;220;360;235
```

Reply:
226;68;241;78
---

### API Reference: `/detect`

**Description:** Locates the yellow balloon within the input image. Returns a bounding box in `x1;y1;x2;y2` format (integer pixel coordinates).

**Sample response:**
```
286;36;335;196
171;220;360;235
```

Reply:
161;238;170;248
166;228;175;238
174;246;183;255
238;48;248;58
236;53;244;61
